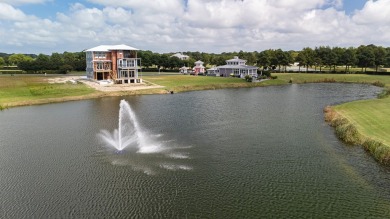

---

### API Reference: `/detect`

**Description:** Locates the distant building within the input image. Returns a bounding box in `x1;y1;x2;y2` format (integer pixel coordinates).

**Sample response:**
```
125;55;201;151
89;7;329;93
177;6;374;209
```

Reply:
193;60;206;75
85;44;142;84
179;66;190;74
207;67;219;76
212;56;257;78
171;53;190;60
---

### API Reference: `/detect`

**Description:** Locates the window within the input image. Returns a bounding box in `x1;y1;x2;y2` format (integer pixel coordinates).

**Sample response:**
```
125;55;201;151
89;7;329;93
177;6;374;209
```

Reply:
94;52;106;59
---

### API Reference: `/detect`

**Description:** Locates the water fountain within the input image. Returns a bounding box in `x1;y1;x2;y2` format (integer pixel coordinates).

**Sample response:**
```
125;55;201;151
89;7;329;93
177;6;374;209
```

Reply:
97;99;192;173
98;99;161;152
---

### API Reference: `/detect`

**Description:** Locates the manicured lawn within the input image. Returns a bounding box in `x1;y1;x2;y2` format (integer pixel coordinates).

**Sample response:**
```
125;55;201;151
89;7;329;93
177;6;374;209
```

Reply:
274;73;390;86
0;75;96;106
142;74;285;92
144;74;246;87
334;97;390;146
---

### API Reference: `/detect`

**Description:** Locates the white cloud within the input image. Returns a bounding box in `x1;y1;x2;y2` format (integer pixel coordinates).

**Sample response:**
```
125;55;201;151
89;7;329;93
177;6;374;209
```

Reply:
352;0;390;25
1;0;390;54
0;3;28;21
0;0;51;6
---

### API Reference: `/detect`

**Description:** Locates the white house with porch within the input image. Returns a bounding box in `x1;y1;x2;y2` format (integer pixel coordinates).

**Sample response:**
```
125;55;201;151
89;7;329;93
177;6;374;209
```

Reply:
213;56;258;78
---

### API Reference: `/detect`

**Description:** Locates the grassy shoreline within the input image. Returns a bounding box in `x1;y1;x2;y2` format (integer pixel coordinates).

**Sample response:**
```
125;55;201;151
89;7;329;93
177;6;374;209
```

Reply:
1;73;390;165
324;106;390;165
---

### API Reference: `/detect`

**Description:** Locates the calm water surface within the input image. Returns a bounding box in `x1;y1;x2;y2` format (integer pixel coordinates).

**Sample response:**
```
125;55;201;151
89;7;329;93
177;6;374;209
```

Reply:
1;83;390;218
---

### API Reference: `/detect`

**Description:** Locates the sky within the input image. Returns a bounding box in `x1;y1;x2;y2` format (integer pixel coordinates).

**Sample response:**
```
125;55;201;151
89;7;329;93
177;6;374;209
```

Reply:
0;0;389;54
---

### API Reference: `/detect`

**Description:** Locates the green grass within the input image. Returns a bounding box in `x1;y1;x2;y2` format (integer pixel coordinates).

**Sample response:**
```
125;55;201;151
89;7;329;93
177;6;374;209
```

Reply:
144;74;244;87
0;75;96;106
273;73;390;86
333;97;390;147
142;74;283;92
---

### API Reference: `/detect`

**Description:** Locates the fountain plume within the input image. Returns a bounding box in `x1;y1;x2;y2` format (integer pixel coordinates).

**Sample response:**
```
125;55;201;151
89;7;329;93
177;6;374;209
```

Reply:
98;100;160;152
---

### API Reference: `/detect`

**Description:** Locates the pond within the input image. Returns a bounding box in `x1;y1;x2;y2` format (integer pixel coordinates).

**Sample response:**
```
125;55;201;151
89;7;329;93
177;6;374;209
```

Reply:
1;83;390;218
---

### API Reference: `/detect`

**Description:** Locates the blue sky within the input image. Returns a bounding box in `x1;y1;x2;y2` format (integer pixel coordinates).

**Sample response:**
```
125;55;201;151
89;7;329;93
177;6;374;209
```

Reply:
343;0;368;14
1;0;389;54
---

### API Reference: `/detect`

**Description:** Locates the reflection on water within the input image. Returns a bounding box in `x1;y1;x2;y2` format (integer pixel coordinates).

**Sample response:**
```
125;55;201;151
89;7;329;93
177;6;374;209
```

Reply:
95;137;193;175
0;83;390;218
96;99;192;175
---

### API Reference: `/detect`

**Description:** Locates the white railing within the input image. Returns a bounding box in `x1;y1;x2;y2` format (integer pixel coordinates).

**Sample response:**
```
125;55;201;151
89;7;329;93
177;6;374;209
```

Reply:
117;58;140;68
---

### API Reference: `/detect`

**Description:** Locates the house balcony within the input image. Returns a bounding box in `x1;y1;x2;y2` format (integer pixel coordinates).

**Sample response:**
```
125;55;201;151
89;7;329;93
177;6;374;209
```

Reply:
117;58;141;69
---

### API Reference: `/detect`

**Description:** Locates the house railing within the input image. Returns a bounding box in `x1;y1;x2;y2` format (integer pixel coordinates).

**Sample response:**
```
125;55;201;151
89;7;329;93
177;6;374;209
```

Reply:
117;58;141;69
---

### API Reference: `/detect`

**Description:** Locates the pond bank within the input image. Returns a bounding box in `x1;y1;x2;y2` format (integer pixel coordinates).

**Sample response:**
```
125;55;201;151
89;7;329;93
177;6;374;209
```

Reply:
324;106;390;166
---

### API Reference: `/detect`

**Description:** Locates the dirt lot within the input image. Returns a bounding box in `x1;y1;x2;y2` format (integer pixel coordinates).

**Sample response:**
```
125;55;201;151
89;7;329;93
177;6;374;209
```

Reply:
47;76;164;92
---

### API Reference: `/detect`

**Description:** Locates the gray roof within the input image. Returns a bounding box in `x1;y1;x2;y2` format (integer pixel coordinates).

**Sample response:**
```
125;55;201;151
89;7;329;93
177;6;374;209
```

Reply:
217;65;258;69
226;58;246;62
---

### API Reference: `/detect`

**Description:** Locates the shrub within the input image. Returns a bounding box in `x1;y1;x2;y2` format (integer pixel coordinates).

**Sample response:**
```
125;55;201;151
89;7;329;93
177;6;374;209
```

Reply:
331;117;349;127
377;88;390;99
335;123;360;144
262;71;271;77
244;75;252;82
0;104;8;111
363;139;390;165
372;81;385;87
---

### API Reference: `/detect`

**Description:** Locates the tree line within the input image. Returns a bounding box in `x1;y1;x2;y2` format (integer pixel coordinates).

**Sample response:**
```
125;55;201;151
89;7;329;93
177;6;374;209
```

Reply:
0;52;86;73
139;44;390;73
1;44;390;74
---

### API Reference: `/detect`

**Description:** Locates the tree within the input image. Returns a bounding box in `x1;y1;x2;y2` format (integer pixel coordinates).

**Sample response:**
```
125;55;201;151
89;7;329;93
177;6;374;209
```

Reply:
356;45;375;72
63;52;76;71
245;51;257;66
273;49;284;72
0;57;5;66
257;50;272;69
373;45;387;72
320;46;338;72
59;64;73;74
73;52;86;71
8;54;33;66
340;47;357;73
385;47;390;67
158;54;170;69
296;47;315;72
168;56;182;69
50;53;64;70
138;50;154;68
332;47;344;72
314;47;323;72
211;55;226;66
201;53;211;67
35;54;50;70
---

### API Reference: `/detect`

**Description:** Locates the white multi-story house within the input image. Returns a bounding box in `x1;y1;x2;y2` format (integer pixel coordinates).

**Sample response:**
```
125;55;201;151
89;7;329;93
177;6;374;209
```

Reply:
85;44;142;84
